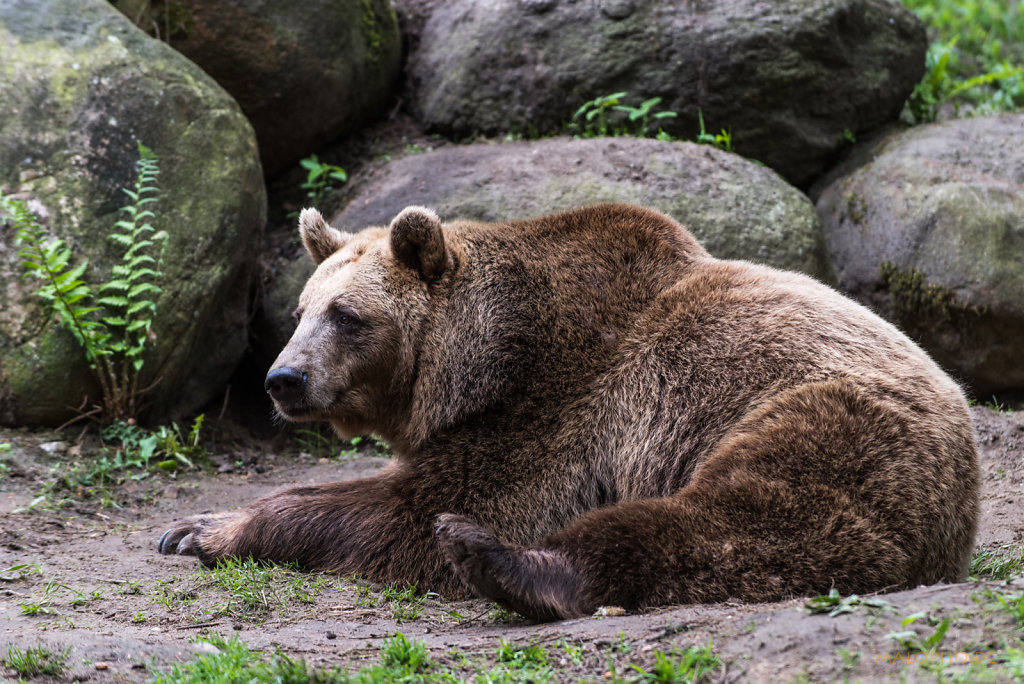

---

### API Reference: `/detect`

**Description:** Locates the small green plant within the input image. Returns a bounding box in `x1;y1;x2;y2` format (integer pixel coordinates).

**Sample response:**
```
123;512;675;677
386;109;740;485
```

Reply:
1;563;42;582
904;40;1023;123
119;578;143;595
993;590;1024;626
695;109;732;152
571;92;679;139
68;588;87;606
572;91;627;137
559;639;586;666
203;559;334;620
884;612;951;653
151;414;208;470
7;142;166;422
154;580;198;610
806;588;893;617
19;577;68;616
132;610;147;623
614;96;678;136
20;600;54;616
630;643;721;683
3;643;69;678
299;154;348;206
0;443;10;452
836;648;861;671
294;427;390;461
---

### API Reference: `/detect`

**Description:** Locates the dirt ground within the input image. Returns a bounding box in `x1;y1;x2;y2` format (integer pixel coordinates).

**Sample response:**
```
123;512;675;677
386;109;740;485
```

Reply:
0;404;1021;683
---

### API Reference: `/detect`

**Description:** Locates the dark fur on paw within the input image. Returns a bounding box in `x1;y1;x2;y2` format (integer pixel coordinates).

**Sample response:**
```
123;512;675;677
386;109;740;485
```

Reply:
435;513;586;621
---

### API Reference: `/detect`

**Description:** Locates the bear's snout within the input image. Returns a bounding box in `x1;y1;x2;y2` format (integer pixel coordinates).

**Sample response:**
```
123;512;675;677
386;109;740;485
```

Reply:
265;366;307;407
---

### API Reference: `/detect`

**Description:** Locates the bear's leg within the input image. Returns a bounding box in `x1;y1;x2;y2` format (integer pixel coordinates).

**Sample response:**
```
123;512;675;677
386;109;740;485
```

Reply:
158;473;468;596
437;485;908;620
437;379;976;620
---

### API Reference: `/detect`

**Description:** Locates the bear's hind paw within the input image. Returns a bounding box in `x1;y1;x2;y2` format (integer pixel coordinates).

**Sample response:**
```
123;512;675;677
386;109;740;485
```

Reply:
435;514;588;622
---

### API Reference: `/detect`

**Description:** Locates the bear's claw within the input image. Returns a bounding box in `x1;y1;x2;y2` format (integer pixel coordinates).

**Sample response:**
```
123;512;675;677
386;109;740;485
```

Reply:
158;522;200;556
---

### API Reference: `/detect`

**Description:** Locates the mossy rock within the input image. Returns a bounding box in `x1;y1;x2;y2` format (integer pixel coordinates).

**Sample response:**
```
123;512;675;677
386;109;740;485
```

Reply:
0;0;266;426
258;137;830;356
816;114;1024;395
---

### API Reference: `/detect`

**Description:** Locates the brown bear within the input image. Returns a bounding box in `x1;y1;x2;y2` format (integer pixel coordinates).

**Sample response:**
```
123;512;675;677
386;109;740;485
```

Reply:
158;203;979;621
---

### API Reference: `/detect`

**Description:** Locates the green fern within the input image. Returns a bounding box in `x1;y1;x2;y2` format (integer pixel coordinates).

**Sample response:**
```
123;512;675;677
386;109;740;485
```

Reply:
5;142;166;422
97;144;167;408
6;195;106;366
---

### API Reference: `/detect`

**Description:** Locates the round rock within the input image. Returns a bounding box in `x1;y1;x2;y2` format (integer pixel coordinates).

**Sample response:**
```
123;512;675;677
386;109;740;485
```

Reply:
0;0;265;426
816;114;1024;395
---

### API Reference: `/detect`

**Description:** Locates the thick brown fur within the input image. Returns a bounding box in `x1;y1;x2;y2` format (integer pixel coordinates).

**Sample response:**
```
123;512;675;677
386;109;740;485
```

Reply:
159;204;979;620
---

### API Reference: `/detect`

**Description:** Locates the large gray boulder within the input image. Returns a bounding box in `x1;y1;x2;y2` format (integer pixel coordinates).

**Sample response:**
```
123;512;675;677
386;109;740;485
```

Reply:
816;114;1024;395
259;137;829;355
399;0;926;186
0;0;266;426
112;0;401;178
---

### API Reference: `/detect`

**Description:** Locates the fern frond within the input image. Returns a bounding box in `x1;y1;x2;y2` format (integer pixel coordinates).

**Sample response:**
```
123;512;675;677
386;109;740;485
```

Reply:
97;295;130;308
99;279;131;293
127;267;159;281
128;282;161;299
126;300;157;316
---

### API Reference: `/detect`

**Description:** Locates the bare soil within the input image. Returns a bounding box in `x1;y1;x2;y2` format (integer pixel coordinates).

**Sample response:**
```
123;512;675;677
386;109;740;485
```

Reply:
0;405;1022;683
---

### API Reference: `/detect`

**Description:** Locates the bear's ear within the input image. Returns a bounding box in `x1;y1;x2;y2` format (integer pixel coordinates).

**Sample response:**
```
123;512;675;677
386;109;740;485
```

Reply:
300;208;351;264
389;206;448;282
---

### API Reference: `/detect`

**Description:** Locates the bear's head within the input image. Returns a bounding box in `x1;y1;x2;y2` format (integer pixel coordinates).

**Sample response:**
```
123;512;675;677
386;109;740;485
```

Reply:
265;206;451;441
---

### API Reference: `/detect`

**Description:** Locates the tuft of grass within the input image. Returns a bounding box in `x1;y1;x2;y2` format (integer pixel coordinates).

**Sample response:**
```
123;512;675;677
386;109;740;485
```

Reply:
150;632;357;683
204;558;285;618
3;643;69;678
630;642;721;683
496;640;548;669
379;582;437;622
380;632;432;672
202;558;336;621
970;544;1024;580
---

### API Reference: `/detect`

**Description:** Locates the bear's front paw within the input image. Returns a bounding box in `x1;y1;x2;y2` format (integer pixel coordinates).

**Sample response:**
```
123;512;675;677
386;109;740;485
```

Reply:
157;511;248;565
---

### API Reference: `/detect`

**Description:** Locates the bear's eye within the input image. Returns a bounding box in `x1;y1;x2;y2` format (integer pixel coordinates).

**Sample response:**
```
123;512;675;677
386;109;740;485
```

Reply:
291;308;302;325
332;307;360;330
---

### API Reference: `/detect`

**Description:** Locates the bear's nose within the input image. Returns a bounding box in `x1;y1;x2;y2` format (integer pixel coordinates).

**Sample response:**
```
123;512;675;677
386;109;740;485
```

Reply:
265;366;307;404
